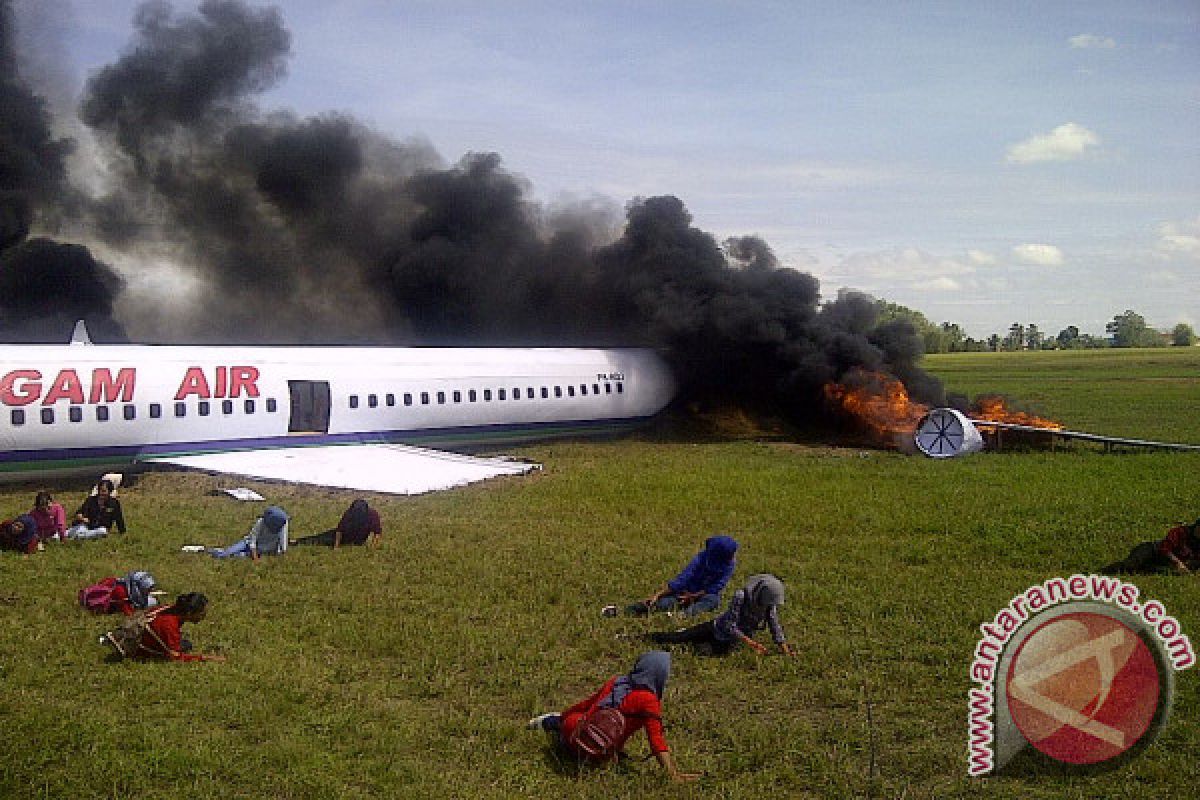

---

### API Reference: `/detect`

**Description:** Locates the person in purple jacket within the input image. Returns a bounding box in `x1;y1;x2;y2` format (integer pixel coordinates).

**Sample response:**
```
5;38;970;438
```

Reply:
602;534;739;618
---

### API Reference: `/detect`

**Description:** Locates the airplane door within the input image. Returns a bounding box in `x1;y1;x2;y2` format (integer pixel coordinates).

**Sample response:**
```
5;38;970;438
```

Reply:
288;380;331;433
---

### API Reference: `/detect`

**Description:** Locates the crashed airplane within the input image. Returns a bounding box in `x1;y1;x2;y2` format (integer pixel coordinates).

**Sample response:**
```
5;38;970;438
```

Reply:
0;323;676;493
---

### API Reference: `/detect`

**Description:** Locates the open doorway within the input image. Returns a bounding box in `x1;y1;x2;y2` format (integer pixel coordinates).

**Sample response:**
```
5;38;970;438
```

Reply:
288;381;331;433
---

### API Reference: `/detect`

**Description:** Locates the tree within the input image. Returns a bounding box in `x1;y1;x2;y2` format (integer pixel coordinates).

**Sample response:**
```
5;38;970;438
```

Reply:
1172;323;1197;347
1056;325;1080;348
1105;309;1163;348
1005;323;1025;351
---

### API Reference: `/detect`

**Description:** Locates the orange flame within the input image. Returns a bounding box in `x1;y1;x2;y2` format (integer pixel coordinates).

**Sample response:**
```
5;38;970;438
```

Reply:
970;395;1064;430
824;371;929;442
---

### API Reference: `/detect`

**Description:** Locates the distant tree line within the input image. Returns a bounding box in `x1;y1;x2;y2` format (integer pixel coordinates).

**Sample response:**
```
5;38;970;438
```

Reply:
874;304;1198;353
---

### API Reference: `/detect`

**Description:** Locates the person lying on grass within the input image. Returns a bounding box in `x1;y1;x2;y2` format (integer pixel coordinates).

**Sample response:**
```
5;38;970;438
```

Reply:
603;534;738;618
66;479;126;539
0;514;40;554
527;650;698;782
1101;516;1200;575
136;593;225;663
291;498;382;548
205;506;289;560
649;573;795;656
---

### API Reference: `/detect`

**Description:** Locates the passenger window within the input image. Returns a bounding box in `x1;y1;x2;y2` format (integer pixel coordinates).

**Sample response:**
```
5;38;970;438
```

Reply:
41;408;54;424
198;401;210;416
69;406;83;422
554;386;562;398
369;394;378;408
175;402;186;417
221;400;232;415
468;389;477;402
350;395;359;409
526;388;534;399
617;382;624;393
404;393;413;406
512;387;521;399
244;399;255;414
541;387;549;399
437;391;446;404
10;409;24;425
593;384;600;395
124;405;137;420
484;389;492;401
580;384;587;395
150;403;162;418
568;386;575;397
421;392;430;405
386;394;395;407
97;406;110;421
498;389;507;401
266;398;278;413
605;383;612;394
453;390;462;403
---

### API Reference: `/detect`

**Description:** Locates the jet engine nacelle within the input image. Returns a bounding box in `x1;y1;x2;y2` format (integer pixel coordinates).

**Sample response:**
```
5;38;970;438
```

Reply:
914;408;984;458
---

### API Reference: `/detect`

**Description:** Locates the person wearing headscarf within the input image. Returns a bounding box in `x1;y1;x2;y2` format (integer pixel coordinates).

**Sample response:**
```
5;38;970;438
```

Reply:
604;535;738;618
1101;517;1200;575
114;571;160;614
527;651;698;782
206;506;289;560
291;499;382;548
649;573;794;656
0;514;40;554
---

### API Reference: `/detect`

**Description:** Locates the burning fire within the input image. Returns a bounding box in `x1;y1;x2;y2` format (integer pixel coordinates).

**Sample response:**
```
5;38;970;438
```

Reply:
824;374;1064;447
823;371;929;441
970;395;1064;430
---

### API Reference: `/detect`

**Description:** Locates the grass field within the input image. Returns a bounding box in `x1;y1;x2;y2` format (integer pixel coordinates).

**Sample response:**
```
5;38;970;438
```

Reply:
1;348;1197;799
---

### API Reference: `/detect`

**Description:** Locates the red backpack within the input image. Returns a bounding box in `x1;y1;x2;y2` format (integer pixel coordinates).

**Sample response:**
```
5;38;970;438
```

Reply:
568;706;628;761
78;577;121;614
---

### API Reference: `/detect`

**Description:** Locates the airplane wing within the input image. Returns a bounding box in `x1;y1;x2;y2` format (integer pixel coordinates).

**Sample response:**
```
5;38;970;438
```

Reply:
139;443;540;495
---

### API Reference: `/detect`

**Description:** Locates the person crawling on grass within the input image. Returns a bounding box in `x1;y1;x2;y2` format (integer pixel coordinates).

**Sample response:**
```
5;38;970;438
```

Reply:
291;498;382;548
648;573;795;657
1101;517;1200;575
205;506;289;560
602;535;738;618
0;514;40;554
136;592;225;663
527;650;698;782
65;479;126;539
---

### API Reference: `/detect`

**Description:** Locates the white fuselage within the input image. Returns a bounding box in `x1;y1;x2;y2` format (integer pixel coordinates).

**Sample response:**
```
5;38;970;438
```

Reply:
0;344;675;480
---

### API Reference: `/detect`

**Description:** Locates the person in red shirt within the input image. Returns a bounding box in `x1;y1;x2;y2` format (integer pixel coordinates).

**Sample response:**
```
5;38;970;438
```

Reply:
0;515;39;554
1101;517;1200;575
527;651;698;782
137;593;226;663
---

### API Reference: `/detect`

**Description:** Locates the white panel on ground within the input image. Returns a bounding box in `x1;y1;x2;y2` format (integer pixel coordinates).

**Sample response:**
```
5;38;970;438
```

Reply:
143;444;540;495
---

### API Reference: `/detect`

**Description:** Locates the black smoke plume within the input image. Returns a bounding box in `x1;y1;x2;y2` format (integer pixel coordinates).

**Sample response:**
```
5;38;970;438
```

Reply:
2;0;943;426
0;0;125;341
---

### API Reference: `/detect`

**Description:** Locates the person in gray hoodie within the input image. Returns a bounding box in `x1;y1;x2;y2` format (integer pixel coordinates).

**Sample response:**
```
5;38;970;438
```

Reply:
649;573;794;656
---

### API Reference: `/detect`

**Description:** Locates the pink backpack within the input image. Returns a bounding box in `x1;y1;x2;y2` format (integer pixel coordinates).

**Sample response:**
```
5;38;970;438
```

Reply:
78;577;120;614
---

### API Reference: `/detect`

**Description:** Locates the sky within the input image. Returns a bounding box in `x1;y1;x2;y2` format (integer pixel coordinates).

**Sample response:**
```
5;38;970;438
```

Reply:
17;0;1200;338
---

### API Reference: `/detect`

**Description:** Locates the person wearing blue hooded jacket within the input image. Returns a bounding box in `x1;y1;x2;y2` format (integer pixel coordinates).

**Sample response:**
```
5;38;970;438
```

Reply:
205;506;289;561
603;535;739;618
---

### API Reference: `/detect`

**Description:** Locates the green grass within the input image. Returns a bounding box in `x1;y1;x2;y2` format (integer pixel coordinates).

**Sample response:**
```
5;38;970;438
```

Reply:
1;348;1198;799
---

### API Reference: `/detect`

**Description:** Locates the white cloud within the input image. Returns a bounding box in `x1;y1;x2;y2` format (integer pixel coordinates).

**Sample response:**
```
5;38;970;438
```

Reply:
913;276;961;291
838;247;976;284
1156;215;1200;258
1012;244;1064;266
1006;123;1100;164
967;249;996;266
1069;34;1116;50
